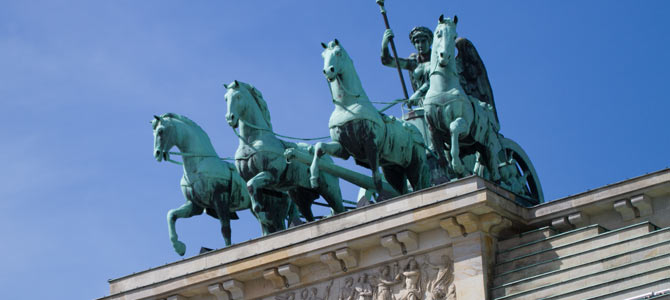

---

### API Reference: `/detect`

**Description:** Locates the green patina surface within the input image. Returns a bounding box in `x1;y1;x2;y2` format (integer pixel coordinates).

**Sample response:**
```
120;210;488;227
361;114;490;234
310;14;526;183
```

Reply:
150;3;544;254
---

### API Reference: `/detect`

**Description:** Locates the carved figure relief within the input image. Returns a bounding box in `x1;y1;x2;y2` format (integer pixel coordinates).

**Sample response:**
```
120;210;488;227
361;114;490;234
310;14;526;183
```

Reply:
354;273;373;300
275;292;296;300
268;251;455;300
373;263;400;300
422;255;456;300
396;257;422;300
339;277;355;300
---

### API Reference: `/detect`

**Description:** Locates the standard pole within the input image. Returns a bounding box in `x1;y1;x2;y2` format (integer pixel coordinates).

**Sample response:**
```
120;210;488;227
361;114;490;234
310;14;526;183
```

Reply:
376;0;410;100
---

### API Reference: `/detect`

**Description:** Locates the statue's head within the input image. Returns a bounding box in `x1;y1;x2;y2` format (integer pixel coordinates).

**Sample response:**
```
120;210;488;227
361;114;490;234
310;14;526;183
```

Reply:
380;264;390;275
152;114;176;162
433;14;459;68
321;39;349;82
409;26;433;55
223;80;243;128
407;257;419;270
223;80;272;130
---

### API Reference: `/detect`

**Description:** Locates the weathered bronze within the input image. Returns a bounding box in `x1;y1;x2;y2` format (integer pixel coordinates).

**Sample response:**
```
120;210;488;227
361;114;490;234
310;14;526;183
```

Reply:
379;5;433;108
422;15;543;202
224;80;345;221
152;113;296;255
148;7;545;254
311;40;431;198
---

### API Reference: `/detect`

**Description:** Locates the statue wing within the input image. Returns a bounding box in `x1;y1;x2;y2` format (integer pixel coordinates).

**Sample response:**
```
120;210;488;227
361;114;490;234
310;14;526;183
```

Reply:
455;37;499;127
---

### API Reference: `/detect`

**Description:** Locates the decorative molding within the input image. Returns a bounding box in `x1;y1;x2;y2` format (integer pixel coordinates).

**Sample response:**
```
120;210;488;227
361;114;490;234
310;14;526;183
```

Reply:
396;230;419;252
480;213;503;233
631;194;653;217
490;218;513;236
439;217;464;238
263;268;286;289
208;283;231;300
456;212;480;233
222;279;245;300
614;199;637;221
381;234;404;256
320;252;344;272
567;212;589;227
335;247;358;271
551;216;574;230
277;264;301;286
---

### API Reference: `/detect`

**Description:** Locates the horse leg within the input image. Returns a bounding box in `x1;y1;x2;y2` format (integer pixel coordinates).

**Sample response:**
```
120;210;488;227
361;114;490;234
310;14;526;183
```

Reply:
317;172;345;215
286;199;304;227
361;139;388;200
407;144;432;190
428;124;450;183
213;199;232;246
311;141;347;189
381;165;408;195
167;201;203;256
288;189;315;222
246;171;277;224
449;117;469;176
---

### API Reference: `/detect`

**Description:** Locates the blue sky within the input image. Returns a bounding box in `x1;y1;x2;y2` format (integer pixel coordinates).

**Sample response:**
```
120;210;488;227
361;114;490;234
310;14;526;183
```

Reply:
1;1;668;299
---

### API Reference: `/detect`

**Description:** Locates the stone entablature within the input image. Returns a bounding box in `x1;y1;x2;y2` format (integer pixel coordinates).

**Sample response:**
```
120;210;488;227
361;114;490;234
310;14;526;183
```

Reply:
100;169;670;300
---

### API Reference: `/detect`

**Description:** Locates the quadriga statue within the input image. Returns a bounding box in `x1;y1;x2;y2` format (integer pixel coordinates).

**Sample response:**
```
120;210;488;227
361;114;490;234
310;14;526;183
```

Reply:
152;113;296;255
422;15;543;203
310;39;431;199
223;80;345;221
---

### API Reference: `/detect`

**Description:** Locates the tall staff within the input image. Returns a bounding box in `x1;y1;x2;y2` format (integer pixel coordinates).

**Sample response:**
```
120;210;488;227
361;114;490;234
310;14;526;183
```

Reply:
376;0;410;100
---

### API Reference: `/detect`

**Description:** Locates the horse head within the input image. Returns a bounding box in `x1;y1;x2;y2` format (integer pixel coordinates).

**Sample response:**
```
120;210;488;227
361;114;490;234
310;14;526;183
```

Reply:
224;80;273;131
321;39;350;82
432;14;459;71
321;39;364;100
152;113;177;162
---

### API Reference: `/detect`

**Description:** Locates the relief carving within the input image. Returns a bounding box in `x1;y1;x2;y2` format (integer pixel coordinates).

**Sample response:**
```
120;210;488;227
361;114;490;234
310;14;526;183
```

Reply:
269;250;455;300
354;273;373;299
423;255;456;300
339;277;355;300
396;257;422;300
374;263;400;300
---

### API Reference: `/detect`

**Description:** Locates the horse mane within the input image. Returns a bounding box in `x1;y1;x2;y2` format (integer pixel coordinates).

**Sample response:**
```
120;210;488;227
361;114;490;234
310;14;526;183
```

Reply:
237;82;273;130
160;113;208;136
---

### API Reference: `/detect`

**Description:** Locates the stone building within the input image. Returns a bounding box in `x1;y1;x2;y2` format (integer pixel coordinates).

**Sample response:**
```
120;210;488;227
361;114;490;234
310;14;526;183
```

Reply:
99;169;670;300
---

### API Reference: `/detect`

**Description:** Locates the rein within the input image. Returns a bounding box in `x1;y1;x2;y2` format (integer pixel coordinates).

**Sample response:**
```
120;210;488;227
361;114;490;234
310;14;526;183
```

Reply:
236;120;330;141
334;74;361;98
164;151;232;166
230;126;287;157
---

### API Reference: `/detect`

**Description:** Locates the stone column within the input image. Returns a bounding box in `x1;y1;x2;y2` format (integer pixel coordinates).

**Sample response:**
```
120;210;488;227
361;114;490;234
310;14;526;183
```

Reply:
441;212;511;299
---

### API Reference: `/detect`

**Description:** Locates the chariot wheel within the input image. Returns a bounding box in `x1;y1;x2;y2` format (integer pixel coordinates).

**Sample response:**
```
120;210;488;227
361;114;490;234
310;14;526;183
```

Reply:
499;137;544;204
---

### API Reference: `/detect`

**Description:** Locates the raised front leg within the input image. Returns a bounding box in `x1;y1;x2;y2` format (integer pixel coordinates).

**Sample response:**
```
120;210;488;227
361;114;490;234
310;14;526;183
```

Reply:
311;141;346;188
167;201;203;256
449;117;469;176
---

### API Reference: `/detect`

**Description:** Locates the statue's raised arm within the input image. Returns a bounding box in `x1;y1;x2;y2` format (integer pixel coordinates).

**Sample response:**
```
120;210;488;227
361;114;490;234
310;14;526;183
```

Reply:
380;26;434;106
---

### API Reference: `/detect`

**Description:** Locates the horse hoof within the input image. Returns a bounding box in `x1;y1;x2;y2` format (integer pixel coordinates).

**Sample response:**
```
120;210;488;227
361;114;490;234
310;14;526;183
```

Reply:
173;240;186;256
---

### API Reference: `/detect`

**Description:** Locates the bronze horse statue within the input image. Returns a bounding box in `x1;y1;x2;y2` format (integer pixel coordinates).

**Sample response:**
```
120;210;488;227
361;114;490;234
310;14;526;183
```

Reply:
311;39;431;198
152;113;296;255
224;80;345;221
